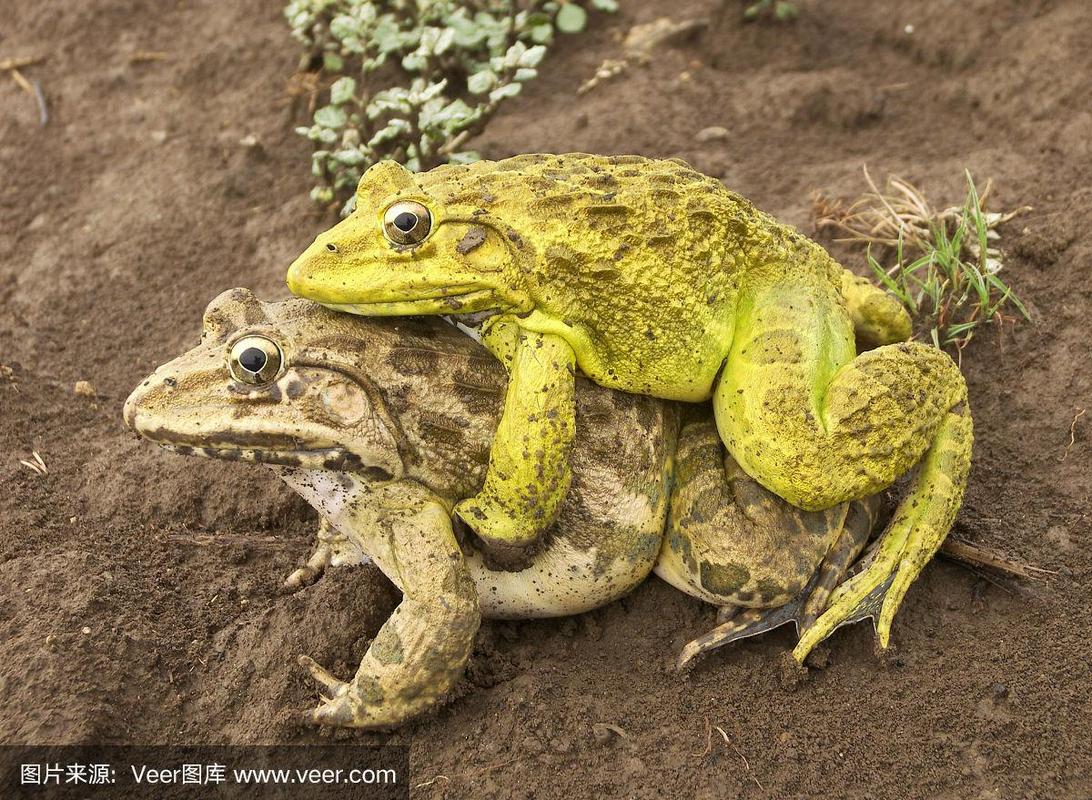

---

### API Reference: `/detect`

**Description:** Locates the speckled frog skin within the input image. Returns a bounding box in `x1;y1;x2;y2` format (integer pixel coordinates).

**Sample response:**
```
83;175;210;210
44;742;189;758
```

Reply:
125;290;891;728
287;154;972;654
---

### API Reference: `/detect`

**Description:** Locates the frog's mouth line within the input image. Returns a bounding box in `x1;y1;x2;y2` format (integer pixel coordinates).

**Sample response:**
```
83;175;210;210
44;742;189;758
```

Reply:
156;441;358;469
321;288;503;317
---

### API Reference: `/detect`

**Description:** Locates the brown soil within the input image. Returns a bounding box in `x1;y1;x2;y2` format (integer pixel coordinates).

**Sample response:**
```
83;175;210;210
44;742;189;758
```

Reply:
2;0;1090;797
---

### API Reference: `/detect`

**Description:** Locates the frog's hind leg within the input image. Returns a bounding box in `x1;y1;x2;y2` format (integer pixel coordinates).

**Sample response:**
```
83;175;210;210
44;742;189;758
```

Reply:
674;494;883;671
798;494;885;631
793;402;972;660
714;278;972;661
656;417;859;667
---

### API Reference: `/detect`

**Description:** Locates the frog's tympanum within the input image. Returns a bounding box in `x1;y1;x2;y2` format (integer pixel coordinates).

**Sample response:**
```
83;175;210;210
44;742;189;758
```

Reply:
125;290;895;728
285;154;972;657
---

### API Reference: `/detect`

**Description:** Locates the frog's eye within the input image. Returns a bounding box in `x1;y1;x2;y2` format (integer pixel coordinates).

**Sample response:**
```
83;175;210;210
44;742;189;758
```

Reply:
382;200;432;247
228;336;283;385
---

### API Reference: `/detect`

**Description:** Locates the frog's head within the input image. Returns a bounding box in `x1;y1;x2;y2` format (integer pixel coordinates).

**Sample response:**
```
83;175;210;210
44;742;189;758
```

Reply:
123;288;406;481
286;160;533;318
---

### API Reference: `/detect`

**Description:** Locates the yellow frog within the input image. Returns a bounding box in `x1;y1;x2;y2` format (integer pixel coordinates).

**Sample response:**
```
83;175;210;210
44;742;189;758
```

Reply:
285;154;972;652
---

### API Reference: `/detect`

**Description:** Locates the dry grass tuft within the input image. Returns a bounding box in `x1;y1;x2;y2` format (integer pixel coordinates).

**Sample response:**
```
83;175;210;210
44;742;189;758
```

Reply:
814;167;1031;355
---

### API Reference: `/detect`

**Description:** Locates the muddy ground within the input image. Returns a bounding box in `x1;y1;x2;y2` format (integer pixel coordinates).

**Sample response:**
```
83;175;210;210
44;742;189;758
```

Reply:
1;0;1090;797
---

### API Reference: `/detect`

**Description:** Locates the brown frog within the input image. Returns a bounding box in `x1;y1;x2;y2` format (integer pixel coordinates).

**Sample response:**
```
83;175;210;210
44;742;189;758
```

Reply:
124;289;883;728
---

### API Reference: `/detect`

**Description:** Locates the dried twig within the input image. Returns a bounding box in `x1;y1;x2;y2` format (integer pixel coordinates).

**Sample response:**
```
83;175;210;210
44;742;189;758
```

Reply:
19;451;48;476
129;50;170;63
939;538;1053;580
1062;408;1085;462
691;718;713;758
0;55;46;71
4;57;49;126
414;775;450;789
168;533;296;549
713;725;762;791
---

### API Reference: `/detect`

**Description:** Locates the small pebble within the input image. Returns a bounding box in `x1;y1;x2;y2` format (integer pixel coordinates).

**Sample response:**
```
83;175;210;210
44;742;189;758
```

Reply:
151;130;168;144
81;626;91;635
696;126;730;143
74;380;96;397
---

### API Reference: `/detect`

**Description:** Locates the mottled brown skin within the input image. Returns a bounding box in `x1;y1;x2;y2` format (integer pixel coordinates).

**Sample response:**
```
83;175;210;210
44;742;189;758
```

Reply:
125;290;882;728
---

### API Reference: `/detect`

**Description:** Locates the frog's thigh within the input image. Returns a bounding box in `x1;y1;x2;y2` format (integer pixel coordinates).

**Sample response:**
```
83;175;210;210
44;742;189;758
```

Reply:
713;284;963;510
655;419;847;608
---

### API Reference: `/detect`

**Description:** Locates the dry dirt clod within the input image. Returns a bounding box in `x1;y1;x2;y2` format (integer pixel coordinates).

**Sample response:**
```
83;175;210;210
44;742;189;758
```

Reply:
74;380;96;397
623;17;709;62
591;722;627;745
778;651;808;690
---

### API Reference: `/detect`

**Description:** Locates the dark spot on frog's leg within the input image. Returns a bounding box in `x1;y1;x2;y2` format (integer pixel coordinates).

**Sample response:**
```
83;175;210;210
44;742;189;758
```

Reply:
667;532;697;571
370;627;405;666
756;577;792;605
355;675;384;705
700;561;750;596
799;507;836;540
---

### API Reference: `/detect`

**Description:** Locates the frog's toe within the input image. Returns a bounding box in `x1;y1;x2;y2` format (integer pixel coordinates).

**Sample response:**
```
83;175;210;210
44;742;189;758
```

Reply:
284;520;340;593
283;560;326;593
298;655;360;726
676;600;808;672
792;553;900;662
299;654;348;695
310;693;357;727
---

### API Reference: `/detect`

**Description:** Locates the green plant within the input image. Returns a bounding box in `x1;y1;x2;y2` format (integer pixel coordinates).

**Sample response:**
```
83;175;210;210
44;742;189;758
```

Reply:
814;169;1031;354
743;0;798;21
286;0;616;210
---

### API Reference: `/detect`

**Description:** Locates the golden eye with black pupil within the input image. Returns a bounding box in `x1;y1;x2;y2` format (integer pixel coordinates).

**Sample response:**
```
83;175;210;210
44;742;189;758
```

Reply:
382;200;432;246
228;336;283;385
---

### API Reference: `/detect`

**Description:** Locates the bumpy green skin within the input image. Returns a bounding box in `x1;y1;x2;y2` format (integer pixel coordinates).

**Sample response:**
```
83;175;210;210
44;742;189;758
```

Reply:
287;154;971;649
125;292;896;728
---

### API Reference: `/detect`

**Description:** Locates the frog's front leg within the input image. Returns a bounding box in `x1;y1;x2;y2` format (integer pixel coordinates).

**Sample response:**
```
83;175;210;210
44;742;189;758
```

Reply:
713;281;972;659
284;518;370;592
300;498;480;728
454;320;576;569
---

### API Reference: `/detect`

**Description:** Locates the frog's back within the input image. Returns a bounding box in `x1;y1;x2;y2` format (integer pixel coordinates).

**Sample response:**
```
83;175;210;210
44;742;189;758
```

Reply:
418;154;835;401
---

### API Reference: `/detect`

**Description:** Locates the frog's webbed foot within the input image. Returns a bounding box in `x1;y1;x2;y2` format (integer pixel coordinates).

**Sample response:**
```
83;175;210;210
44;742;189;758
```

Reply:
793;405;972;662
676;496;880;671
677;596;812;671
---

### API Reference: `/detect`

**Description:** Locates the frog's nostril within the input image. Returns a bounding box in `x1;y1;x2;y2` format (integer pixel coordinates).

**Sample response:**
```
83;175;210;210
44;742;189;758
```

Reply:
325;242;338;253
